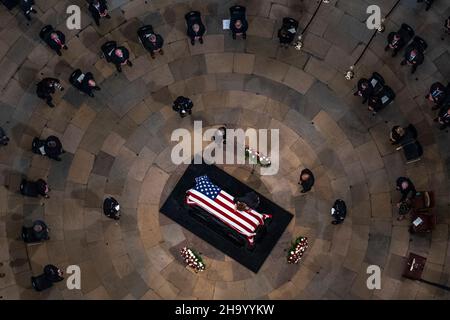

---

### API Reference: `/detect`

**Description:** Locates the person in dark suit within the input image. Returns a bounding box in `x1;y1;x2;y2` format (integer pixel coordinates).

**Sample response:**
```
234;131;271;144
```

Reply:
20;0;37;21
101;41;133;72
173;96;193;118
185;11;206;45
36;78;64;108
231;19;248;40
42;28;68;56
20;178;50;198
435;105;450;130
89;0;111;26
385;31;406;57
298;168;315;193
331;199;347;225
389;124;417;146
234;192;260;210
353;78;374;104
69;69;101;97
33;135;64;161
141;32;164;59
0;127;9;146
31;264;64;292
22;220;50;243
396;177;417;220
400;47;424;74
103;197;120;220
426;82;448;110
278;17;298;48
230;6;248;40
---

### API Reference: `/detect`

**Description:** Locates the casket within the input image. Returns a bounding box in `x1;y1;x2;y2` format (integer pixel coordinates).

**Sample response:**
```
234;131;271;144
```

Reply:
186;175;272;249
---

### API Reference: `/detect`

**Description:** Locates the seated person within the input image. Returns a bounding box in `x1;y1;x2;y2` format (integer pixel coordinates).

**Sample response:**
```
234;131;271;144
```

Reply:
278;17;298;48
368;85;395;114
385;24;414;57
137;26;164;58
44;264;64;283
69;69;101;97
89;0;111;26
103;197;120;220
40;25;68;56
229;5;248;40
31;264;64;292
101;41;132;72
331;199;347;225
20;178;50;198
435;105;450;130
173;96;193;118
389;124;417;145
298;168;315;193
44;136;64;161
22;220;50;243
234;192;260;210
185;11;206;45
426;82;448;109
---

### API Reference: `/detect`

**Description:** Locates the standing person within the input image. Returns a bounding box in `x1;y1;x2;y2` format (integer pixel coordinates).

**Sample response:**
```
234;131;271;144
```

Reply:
101;41;133;72
298;168;315;193
353;78;374;104
185;11;206;46
425;82;448;110
172;96;193;118
89;0;111;26
400;47;424;74
434;105;450;130
36;78;64;108
331;199;347;225
395;177;417;221
20;0;37;21
385;31;406;57
103;197;120;220
69;69;101;97
40;26;68;56
0;127;10;146
213;126;227;145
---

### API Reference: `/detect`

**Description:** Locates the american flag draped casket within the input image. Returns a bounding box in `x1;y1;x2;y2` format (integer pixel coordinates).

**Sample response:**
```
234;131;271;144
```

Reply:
185;175;272;246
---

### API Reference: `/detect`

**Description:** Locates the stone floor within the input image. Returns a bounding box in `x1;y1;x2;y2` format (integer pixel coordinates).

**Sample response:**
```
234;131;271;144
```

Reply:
0;0;449;300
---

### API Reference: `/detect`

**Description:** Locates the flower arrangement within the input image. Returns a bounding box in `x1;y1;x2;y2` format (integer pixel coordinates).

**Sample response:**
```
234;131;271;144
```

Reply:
180;247;206;273
245;147;271;167
287;237;308;264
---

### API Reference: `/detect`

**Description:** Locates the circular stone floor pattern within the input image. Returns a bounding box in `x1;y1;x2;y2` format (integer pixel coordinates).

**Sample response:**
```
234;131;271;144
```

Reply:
0;0;449;300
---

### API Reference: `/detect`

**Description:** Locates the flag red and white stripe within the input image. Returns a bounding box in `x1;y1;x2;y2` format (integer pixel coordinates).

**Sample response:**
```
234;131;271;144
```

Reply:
186;188;271;246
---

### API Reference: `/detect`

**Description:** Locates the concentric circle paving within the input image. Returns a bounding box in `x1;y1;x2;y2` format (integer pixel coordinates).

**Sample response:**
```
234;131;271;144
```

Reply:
0;0;449;300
